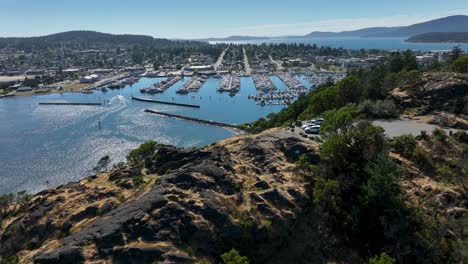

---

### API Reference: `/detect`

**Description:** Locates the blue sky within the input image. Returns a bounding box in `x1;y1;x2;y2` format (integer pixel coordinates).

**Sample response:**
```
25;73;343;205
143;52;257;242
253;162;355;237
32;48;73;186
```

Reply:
1;0;468;38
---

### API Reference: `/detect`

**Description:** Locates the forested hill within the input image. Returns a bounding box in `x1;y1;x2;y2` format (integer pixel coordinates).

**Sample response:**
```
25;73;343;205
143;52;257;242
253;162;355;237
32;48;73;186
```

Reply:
407;32;468;43
0;31;185;50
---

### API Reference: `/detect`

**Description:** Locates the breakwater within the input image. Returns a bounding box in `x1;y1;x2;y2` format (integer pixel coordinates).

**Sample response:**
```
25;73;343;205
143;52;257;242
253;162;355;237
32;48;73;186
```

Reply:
131;96;200;108
144;109;240;128
38;102;102;106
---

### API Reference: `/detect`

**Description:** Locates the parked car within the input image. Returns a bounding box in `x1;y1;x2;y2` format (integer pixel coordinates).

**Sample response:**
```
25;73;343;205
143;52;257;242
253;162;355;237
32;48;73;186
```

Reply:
305;125;321;134
302;123;313;129
312;118;324;125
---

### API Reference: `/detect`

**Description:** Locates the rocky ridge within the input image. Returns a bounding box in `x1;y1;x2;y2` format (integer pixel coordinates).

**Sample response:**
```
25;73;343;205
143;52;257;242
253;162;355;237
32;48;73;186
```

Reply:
392;72;468;129
0;129;357;264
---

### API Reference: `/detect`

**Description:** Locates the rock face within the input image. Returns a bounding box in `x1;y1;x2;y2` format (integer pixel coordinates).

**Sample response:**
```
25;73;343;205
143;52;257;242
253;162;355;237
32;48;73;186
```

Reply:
392;72;468;118
0;129;354;263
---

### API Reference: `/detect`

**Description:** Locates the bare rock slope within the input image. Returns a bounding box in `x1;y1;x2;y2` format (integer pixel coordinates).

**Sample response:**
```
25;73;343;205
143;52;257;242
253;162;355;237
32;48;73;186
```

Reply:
0;129;355;263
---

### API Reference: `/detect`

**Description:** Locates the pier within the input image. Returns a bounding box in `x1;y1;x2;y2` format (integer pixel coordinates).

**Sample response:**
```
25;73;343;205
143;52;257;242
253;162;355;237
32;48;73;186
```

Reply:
38;102;102;106
131;96;200;108
144;109;240;128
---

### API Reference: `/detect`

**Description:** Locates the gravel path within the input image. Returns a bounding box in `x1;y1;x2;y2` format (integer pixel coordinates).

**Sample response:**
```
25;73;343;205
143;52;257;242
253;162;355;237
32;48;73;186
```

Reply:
372;119;460;137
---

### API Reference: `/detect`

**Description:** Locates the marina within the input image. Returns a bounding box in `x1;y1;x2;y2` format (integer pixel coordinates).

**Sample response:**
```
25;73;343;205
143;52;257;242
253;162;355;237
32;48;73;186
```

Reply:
248;89;309;106
0;75;307;193
304;72;347;86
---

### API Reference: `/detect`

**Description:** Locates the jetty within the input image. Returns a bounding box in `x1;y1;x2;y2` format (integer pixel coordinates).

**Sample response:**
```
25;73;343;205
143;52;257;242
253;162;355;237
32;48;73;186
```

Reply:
144;109;239;128
131;96;200;108
38;102;102;106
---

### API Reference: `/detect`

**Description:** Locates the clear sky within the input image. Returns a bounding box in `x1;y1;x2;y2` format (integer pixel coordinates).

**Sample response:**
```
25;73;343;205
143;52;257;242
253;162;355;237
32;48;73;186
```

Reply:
1;0;468;39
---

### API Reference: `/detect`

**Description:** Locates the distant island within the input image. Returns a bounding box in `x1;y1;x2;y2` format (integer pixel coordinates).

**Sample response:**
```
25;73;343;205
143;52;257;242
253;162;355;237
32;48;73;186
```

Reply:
199;15;468;42
406;32;468;43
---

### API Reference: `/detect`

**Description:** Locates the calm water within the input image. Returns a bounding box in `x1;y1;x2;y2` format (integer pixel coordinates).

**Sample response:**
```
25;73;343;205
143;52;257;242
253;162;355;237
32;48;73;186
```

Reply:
0;76;298;194
210;37;468;51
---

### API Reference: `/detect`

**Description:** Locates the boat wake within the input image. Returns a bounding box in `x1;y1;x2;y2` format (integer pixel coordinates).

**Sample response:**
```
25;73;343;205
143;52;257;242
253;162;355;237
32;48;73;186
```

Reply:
108;94;128;105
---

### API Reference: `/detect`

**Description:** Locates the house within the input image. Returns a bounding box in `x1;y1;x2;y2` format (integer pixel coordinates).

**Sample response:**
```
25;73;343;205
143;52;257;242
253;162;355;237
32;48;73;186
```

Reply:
416;55;436;67
79;74;100;84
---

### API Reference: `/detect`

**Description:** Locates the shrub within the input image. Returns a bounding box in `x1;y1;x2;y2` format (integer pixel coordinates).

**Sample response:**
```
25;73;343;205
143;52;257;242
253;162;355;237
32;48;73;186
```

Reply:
1;255;19;264
313;178;341;213
358;99;400;119
432;128;448;141
369;252;395;264
0;193;14;217
453;131;468;143
392;134;416;158
127;141;163;166
221;249;249;264
451;55;468;73
412;147;434;170
132;176;144;187
94;155;110;173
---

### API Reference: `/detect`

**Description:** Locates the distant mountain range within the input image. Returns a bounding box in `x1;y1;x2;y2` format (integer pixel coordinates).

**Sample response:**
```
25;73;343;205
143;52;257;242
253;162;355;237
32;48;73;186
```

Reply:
200;15;468;42
407;32;468;43
0;31;187;50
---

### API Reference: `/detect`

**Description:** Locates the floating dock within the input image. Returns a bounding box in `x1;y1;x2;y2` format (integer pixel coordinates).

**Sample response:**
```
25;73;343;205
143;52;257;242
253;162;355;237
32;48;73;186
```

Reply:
141;76;182;93
177;76;208;94
131;96;200;108
217;74;240;92
252;74;276;91
276;73;306;89
38;102;102;106
144;109;239;128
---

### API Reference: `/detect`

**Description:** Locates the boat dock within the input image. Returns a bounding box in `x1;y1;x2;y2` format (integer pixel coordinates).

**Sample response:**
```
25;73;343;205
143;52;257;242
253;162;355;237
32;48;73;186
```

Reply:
144;109;239;128
177;76;208;94
276;73;307;89
131;96;200;108
252;74;276;91
217;74;240;92
141;76;182;93
38;102;102;106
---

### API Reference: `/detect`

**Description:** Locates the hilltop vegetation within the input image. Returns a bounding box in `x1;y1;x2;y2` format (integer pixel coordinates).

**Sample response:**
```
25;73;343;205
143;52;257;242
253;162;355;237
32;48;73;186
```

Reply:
248;47;468;133
0;30;195;51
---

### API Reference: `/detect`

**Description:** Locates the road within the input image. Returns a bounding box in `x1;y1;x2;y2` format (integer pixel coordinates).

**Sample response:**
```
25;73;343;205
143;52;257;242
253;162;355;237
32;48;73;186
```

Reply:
269;55;284;71
214;47;228;71
242;48;252;74
287;118;463;141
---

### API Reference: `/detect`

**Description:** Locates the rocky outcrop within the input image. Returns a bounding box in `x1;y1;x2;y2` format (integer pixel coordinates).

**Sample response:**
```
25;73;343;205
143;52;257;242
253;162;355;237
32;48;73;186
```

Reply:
392;72;468;123
0;129;355;263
